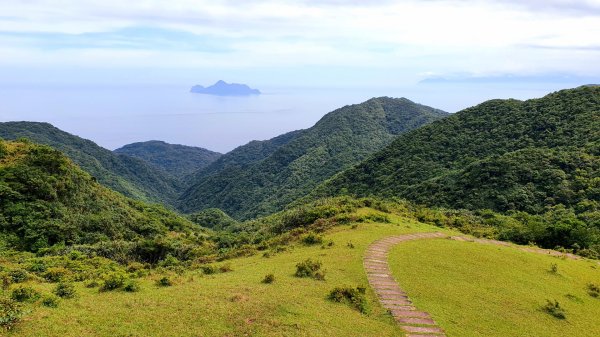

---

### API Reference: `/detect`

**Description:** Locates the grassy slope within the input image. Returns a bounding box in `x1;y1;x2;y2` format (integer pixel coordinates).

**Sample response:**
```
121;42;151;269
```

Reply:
7;209;599;336
389;239;600;337
8;211;440;337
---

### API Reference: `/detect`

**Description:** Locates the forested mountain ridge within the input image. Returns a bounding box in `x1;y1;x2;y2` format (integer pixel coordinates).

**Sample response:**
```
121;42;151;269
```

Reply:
179;97;448;219
0;139;200;252
315;86;600;215
114;140;222;180
0;122;181;205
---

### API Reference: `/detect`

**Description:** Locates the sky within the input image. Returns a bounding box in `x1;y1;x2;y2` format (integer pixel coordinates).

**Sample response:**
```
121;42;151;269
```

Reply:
0;1;599;151
0;0;599;87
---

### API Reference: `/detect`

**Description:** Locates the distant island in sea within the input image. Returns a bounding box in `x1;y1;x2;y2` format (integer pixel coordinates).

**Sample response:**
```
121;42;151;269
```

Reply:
190;80;261;96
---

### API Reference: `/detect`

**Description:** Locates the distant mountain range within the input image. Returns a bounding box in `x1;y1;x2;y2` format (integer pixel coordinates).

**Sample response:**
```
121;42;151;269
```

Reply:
190;80;261;96
178;97;448;219
114;140;221;181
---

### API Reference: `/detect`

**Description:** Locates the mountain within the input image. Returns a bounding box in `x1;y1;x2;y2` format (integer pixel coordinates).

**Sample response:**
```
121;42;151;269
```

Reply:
114;140;222;180
316;86;600;215
0;139;198;252
190;80;261;96
0;122;180;205
179;97;448;219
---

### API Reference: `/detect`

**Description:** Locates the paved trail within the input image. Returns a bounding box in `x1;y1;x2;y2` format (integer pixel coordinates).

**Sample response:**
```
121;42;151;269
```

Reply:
364;232;586;337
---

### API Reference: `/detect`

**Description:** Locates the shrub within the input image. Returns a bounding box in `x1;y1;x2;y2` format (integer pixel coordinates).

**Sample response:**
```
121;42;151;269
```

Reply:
542;300;566;319
549;263;558;274
0;297;25;330
201;265;217;275
123;280;140;292
158;254;180;268
262;274;275;284
295;259;325;280
84;279;99;288
8;270;28;283
44;267;70;282
126;262;146;273
219;264;233;273
156;277;172;287
41;295;59;308
301;233;323;245
587;283;600;298
11;286;40;303
347;242;355;249
328;286;369;314
100;272;126;291
53;282;76;299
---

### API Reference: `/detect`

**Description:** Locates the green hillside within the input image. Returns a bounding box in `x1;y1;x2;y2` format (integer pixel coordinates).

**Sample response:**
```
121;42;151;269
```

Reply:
0;139;201;252
4;202;599;337
114;140;221;180
0;122;181;205
187;129;304;183
318;86;599;214
179;97;448;219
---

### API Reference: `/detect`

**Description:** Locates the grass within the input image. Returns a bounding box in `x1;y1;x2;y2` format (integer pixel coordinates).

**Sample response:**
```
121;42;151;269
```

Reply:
388;238;600;337
5;209;439;336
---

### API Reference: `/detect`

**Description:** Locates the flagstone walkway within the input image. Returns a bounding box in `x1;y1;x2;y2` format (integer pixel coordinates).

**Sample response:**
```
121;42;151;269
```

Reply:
364;231;589;336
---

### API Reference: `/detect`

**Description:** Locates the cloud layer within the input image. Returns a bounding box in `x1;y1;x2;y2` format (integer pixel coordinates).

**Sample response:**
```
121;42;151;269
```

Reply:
0;0;599;85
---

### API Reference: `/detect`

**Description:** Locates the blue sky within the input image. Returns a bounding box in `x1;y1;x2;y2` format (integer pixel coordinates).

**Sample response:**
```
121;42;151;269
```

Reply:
0;0;599;87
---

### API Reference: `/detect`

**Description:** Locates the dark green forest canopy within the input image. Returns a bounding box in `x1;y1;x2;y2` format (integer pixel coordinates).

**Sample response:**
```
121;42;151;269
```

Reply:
316;86;600;216
0;122;181;205
178;97;448;219
114;140;222;181
0;139;200;252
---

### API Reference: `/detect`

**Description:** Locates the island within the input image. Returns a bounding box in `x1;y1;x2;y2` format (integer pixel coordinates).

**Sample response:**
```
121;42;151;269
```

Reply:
190;80;261;96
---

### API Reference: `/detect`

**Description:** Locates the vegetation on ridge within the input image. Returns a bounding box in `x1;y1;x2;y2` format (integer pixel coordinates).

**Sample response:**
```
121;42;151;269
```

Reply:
114;140;222;181
0;122;181;205
179;97;448;219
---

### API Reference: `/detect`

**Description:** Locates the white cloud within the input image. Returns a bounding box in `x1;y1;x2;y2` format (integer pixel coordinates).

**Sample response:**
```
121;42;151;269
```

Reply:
0;0;599;82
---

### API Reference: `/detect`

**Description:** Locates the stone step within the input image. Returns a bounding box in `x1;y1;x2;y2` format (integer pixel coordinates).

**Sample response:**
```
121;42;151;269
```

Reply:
396;317;436;325
402;326;444;334
389;310;430;318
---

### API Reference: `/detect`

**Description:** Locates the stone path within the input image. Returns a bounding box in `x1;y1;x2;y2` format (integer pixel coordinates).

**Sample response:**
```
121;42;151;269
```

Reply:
364;232;592;336
364;232;447;336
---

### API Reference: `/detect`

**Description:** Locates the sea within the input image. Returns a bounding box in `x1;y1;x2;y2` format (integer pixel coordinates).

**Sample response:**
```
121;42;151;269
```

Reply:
0;82;583;153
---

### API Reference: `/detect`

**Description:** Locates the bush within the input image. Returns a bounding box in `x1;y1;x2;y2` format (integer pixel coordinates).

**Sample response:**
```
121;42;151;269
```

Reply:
41;295;59;308
8;270;28;283
549;263;558;274
156;277;172;287
328;286;369;314
100;272;126;291
11;286;40;302
0;297;25;330
301;232;323;245
158;254;180;268
53;282;76;299
262;274;275;284
123;280;140;292
200;265;217;275
542;300;566;319
44;267;70;283
295;259;325;280
219;264;233;273
84;279;99;288
587;283;600;298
